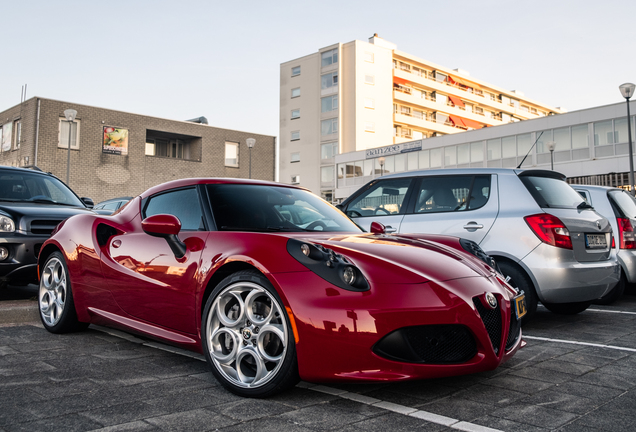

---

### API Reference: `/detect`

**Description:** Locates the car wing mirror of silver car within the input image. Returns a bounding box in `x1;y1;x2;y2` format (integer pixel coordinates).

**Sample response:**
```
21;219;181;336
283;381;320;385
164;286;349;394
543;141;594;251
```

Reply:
141;214;187;259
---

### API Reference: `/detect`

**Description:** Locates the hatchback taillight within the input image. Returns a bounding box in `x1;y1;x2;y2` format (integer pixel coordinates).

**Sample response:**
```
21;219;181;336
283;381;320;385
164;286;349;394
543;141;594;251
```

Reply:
524;213;573;249
617;217;636;249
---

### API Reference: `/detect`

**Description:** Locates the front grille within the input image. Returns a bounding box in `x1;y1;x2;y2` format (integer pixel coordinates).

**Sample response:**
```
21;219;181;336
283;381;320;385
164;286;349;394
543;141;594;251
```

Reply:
473;297;502;355
506;305;521;350
373;325;477;364
29;219;64;235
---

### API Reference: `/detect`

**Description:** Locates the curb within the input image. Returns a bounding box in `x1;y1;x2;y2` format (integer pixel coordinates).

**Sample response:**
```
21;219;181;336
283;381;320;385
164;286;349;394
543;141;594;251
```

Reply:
0;300;39;324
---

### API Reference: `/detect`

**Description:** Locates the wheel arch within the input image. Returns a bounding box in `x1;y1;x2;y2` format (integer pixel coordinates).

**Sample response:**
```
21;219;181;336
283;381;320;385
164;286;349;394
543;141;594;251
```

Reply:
38;243;63;278
490;254;540;299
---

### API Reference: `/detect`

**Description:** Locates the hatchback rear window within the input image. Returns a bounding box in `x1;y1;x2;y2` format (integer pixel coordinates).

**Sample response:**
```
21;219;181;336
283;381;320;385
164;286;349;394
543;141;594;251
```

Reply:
520;176;585;209
609;190;636;218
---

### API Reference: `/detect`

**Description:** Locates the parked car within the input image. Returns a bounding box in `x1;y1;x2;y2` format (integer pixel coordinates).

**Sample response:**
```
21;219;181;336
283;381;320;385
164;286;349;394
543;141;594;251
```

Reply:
340;168;620;322
92;196;132;215
0;166;94;288
573;185;636;303
37;178;523;397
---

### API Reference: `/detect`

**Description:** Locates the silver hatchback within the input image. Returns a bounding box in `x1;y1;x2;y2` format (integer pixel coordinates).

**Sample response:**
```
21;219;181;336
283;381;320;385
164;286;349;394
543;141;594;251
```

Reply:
340;168;620;322
573;185;636;303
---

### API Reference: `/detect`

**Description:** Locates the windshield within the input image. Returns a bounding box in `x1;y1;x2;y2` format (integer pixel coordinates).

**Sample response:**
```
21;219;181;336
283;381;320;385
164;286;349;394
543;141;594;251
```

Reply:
520;176;586;209
0;172;85;206
207;184;361;233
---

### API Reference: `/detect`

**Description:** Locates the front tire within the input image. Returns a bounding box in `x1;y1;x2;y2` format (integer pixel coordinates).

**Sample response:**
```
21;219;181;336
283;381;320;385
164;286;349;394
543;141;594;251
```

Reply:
39;251;88;333
201;270;299;397
498;261;537;326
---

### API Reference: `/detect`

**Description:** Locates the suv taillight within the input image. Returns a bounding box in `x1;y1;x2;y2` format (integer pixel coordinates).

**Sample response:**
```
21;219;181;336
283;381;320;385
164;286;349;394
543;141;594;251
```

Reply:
617;217;636;249
524;213;573;249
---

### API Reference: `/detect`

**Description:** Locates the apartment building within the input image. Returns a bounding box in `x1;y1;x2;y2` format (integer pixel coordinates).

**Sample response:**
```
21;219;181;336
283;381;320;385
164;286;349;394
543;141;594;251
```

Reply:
280;34;563;201
0;97;275;203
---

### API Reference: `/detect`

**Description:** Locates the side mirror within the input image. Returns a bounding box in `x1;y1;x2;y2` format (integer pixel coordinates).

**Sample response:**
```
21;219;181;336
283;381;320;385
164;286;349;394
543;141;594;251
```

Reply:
141;214;187;259
81;197;94;208
370;221;386;234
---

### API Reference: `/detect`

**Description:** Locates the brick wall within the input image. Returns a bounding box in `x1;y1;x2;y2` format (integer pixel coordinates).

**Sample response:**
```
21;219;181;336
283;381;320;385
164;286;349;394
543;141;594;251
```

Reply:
0;98;275;203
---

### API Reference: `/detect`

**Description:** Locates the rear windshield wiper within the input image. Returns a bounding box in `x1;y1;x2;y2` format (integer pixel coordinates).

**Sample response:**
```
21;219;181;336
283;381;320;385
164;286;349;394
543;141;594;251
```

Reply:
577;201;594;209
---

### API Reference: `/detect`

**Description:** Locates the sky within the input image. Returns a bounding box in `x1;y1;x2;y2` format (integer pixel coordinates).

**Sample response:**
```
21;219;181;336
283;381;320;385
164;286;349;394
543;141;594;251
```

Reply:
2;0;635;138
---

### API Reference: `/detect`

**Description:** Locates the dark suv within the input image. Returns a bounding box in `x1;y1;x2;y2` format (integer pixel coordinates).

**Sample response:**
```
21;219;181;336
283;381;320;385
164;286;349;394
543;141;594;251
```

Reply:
0;166;94;288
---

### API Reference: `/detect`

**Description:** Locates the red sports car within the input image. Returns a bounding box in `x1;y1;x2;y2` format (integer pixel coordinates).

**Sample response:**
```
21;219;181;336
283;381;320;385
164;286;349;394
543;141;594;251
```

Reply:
37;178;524;397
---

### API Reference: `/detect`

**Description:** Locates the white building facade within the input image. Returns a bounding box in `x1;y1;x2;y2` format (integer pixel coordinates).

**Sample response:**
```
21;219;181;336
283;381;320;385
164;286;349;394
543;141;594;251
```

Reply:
279;34;562;201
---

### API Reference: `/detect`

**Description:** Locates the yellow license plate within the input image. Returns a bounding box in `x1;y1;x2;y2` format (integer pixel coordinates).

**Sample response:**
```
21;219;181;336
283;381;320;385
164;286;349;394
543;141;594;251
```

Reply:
514;293;527;320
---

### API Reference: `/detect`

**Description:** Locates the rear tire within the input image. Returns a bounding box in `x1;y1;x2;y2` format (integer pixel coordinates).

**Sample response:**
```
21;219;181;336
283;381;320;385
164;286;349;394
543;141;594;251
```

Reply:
38;251;89;334
542;301;591;315
498;261;537;326
593;268;626;305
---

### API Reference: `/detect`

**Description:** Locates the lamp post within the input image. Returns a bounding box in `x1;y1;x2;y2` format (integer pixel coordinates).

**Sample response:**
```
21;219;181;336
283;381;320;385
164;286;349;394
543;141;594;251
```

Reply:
63;109;77;185
378;156;385;176
547;141;556;171
246;138;256;179
620;83;635;196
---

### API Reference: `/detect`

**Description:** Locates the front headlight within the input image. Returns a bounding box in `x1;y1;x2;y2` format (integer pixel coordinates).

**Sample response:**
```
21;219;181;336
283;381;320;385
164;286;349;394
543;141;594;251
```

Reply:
0;216;15;232
287;238;369;291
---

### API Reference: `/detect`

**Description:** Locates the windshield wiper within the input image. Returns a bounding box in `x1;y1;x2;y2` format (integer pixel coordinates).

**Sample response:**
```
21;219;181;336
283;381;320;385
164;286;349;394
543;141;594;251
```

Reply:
577;201;594;210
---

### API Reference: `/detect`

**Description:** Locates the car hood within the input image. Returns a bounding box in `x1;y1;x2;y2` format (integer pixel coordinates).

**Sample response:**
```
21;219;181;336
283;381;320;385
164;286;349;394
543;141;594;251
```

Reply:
285;232;494;285
0;202;93;219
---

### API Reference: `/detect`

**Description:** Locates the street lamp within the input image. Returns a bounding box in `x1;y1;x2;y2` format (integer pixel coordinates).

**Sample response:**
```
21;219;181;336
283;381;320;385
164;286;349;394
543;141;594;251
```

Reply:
63;109;77;185
246;138;256;179
619;83;635;195
547;141;556;170
378;156;385;176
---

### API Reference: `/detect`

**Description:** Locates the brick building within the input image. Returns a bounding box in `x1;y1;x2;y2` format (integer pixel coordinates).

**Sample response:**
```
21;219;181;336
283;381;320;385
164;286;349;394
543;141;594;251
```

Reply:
0;97;276;203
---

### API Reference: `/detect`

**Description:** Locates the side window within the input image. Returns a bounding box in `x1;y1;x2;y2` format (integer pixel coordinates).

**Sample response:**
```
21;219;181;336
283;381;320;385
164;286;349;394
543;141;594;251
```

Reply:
144;188;204;231
345;178;411;217
415;175;490;213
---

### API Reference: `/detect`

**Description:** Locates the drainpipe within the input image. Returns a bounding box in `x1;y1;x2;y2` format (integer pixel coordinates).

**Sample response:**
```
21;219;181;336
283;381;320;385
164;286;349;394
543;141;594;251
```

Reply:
34;98;40;167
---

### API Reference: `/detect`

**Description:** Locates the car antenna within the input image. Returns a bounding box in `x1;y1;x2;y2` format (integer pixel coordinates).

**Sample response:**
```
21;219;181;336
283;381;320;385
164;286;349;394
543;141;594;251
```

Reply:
516;131;544;169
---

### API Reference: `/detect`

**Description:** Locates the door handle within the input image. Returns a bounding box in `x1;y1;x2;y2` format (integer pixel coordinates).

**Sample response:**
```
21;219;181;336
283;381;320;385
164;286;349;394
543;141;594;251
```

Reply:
463;222;484;230
385;225;397;233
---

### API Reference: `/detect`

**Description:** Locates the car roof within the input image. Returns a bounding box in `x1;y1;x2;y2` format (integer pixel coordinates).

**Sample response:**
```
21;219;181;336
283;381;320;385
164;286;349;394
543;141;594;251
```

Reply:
96;196;133;205
0;165;54;177
572;184;622;192
377;167;566;180
140;178;307;199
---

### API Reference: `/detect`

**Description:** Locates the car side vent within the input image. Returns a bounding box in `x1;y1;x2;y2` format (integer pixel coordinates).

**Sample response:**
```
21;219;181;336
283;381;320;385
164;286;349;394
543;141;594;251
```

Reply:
96;223;120;246
30;219;64;235
473;297;502;355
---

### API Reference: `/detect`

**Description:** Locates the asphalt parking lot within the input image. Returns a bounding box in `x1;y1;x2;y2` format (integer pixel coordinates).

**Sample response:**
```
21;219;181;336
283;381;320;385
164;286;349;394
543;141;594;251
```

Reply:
1;289;635;432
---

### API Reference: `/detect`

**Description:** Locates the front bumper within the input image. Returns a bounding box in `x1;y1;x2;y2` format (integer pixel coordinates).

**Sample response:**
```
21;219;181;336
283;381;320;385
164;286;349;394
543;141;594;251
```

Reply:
523;244;620;304
272;271;521;383
0;235;48;285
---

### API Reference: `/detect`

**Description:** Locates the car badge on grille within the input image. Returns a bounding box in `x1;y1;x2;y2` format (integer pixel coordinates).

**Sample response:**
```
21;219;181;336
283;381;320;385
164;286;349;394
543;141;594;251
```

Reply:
485;292;497;309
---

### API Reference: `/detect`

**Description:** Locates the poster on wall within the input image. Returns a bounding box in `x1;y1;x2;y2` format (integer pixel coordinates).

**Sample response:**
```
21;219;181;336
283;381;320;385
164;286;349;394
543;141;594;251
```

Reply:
1;122;12;152
102;126;129;155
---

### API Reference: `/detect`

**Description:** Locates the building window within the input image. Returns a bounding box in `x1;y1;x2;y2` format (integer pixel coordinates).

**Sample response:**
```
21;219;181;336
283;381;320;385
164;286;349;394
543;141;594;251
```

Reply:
321;72;338;89
291;66;301;76
58;118;80;150
291;109;300;119
225;142;239;167
291;152;300;163
321;95;338;112
365;75;375;85
145;131;197;160
291;88;300;98
291;130;300;141
365;122;375;132
291;175;300;184
364;98;375;109
365;51;374;63
321;49;338;67
321;141;338;159
321;118;338;135
321;165;334;183
13;120;21;150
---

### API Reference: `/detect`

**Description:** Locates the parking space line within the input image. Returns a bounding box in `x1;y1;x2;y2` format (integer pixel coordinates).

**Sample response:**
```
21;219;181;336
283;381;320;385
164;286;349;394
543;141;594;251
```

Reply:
93;325;503;431
586;308;636;315
523;335;636;352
